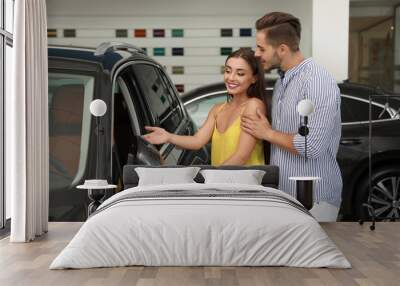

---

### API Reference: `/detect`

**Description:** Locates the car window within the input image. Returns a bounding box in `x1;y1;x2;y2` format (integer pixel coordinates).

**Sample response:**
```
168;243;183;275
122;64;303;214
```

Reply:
185;93;227;128
341;95;391;123
48;72;94;190
156;67;184;131
116;68;152;134
131;64;181;133
112;77;138;180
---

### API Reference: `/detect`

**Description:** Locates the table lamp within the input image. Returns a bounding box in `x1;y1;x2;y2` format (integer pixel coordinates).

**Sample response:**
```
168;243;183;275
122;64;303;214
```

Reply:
89;99;107;179
289;99;319;210
297;99;314;161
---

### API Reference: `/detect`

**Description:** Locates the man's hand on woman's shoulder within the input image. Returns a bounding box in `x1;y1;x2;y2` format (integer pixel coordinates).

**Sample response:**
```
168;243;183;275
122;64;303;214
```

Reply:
243;97;266;116
241;105;271;141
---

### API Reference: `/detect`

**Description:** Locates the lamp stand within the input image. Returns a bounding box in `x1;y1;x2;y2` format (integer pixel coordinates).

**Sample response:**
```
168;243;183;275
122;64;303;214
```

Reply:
305;133;308;162
96;116;100;179
305;115;308;162
296;180;314;210
298;116;309;162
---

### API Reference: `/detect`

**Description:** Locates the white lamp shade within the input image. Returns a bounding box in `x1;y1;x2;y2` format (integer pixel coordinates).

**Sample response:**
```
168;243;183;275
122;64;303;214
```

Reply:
297;99;314;116
90;99;107;117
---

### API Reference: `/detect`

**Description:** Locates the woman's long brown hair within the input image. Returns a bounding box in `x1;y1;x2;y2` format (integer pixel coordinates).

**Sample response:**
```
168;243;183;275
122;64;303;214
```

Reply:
225;48;267;109
225;48;270;163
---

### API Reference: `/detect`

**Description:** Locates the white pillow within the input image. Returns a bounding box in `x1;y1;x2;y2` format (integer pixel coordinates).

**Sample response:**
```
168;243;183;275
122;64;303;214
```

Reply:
135;167;201;186
200;169;266;185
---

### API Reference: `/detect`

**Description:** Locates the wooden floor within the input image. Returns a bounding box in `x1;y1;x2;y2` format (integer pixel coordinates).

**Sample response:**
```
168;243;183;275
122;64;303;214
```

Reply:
0;222;399;286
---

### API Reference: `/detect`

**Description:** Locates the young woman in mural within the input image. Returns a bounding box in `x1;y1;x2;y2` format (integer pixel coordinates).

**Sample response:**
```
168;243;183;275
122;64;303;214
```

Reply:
143;48;267;166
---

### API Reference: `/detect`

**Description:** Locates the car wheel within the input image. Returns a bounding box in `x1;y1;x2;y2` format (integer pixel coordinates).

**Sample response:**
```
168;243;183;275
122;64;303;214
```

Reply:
355;165;400;220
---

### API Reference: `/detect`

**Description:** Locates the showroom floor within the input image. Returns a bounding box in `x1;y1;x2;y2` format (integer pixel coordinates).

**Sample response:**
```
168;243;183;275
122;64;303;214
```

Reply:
0;222;399;286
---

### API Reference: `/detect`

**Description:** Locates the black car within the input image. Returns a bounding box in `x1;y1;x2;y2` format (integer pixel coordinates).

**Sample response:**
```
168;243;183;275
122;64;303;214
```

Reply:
48;42;209;221
181;81;400;220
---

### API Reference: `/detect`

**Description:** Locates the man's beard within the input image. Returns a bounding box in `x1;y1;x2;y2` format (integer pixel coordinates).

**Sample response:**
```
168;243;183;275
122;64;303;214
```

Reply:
264;52;281;73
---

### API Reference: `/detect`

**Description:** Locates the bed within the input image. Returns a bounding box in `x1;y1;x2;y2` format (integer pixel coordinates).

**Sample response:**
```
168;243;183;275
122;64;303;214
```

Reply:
50;165;351;269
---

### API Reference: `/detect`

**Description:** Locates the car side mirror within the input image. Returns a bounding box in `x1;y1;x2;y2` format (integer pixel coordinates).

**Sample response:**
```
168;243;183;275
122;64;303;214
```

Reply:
186;103;199;114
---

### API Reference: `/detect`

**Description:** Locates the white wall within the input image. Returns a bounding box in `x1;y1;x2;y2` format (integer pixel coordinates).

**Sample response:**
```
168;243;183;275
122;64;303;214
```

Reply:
45;0;313;57
46;0;314;91
46;0;349;88
46;0;310;17
351;6;394;17
312;0;349;81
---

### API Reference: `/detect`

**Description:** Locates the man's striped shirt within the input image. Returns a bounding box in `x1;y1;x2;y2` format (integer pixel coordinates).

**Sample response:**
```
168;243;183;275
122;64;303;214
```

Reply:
270;58;342;207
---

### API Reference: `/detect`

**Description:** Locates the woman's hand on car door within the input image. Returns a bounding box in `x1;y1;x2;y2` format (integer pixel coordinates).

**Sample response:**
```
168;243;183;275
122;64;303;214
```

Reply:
143;126;170;145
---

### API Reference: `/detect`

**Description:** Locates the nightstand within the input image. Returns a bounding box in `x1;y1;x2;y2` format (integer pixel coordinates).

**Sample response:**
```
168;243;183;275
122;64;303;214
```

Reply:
77;180;117;217
289;176;321;210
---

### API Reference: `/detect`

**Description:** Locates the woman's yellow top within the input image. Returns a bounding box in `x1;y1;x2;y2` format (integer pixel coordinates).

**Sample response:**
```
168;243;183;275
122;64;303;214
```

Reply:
211;102;265;166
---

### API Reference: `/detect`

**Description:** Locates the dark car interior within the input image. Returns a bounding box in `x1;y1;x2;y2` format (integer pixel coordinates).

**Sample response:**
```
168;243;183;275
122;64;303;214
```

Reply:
47;46;209;221
112;90;133;186
49;83;87;221
49;84;84;181
112;73;163;189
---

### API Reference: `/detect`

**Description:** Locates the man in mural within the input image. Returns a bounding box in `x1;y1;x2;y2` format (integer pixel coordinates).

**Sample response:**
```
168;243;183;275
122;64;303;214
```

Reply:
241;12;342;221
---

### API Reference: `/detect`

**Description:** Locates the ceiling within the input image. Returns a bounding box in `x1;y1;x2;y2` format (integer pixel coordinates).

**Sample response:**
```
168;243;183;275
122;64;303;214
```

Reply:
350;0;400;7
350;16;393;32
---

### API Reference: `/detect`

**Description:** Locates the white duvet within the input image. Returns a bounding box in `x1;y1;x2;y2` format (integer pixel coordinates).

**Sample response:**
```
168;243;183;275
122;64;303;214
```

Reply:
50;183;351;269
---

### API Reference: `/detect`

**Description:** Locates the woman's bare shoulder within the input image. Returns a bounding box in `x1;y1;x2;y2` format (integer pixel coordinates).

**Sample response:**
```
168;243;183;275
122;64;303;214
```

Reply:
208;102;226;117
244;97;266;114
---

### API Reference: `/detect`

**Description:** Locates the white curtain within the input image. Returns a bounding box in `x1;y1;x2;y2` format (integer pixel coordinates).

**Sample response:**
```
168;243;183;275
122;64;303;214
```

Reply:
7;0;49;242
